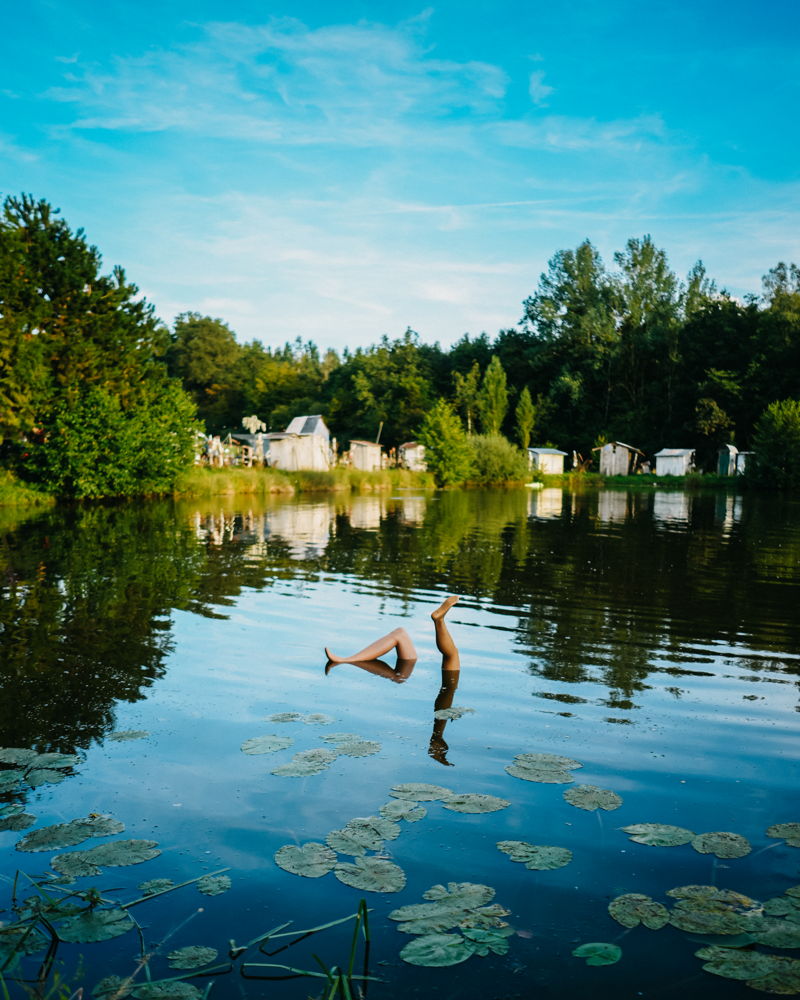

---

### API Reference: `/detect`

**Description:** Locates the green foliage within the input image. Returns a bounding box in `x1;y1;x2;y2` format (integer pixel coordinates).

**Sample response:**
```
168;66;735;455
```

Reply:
418;400;474;486
750;399;800;489
468;434;528;485
452;361;481;434
515;386;535;449
477;356;508;435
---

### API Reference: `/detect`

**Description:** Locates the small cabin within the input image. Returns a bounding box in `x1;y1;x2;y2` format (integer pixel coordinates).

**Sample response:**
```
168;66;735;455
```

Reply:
735;451;753;475
266;431;330;471
717;444;738;476
398;441;427;471
654;448;695;476
348;440;382;471
594;441;644;476
527;447;567;475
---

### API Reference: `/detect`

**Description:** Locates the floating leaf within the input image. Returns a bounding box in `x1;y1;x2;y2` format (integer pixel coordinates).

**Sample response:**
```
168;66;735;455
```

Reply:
51;853;102;879
132;985;202;1000
240;734;294;755
197;874;231;896
139;878;175;895
666;886;757;908
497;841;572;871
749;918;800;949
0;811;35;832
695;945;778;982
29;752;80;769
670;906;748;935
320;733;382;757
441;793;510;814
433;706;475;721
93;975;131;998
167;945;219;969
380;800;427;823
326;815;401;856
108;730;149;742
424;882;496;906
0;769;23;791
334;856;406;893
563;784;622;812
399;933;474;967
17;815;125;852
267;712;302;723
515;752;582;770
461;925;514;956
57;907;135;943
745;956;800;995
767;823;800;848
275;842;337;878
53;839;160;876
271;748;337;777
389;883;506;935
26;768;67;788
691;832;751;859
572;942;622;966
0;748;37;766
608;893;670;929
505;761;574;784
621;823;695;847
0;924;48;962
303;713;334;725
390;782;452;801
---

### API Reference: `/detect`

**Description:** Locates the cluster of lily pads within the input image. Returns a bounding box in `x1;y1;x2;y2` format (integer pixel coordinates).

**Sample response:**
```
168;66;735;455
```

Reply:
0;746;81;796
241;716;384;777
273;782;510;926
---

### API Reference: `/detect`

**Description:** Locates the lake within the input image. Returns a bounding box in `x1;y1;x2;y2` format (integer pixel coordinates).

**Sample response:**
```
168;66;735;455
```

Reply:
1;485;799;999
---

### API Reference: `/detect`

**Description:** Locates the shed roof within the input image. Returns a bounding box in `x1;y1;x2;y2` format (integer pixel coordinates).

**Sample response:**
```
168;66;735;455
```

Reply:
592;441;644;454
654;448;694;457
350;439;381;448
285;414;329;437
528;447;567;456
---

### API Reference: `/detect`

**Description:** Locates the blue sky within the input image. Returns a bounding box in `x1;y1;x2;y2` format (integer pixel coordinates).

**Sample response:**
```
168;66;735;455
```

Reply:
2;0;798;351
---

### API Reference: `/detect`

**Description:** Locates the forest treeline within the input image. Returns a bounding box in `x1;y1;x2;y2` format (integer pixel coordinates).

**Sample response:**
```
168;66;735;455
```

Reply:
2;193;800;497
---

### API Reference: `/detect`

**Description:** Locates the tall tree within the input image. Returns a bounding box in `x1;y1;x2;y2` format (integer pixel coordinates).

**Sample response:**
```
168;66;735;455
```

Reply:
478;356;509;435
515;386;535;449
452;360;481;434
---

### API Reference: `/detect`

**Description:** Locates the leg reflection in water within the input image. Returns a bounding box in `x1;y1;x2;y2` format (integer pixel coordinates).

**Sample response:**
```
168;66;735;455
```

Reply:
324;596;462;765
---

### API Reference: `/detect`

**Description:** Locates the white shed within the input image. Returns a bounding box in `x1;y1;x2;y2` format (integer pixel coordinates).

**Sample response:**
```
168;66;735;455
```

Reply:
527;447;567;475
398;441;426;471
266;431;330;471
654;448;695;476
717;444;738;476
595;441;644;476
349;440;382;471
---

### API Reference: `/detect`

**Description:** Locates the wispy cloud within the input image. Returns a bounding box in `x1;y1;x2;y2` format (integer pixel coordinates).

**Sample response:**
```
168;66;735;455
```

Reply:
528;69;553;107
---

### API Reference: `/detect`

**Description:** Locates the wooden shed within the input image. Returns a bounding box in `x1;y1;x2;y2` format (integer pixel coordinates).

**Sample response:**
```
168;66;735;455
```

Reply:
266;431;330;471
594;441;644;476
527;447;567;475
349;440;382;471
654;448;695;476
398;441;427;471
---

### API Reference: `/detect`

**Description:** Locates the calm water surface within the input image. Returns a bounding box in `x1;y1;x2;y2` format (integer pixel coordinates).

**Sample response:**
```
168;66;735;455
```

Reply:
1;487;799;998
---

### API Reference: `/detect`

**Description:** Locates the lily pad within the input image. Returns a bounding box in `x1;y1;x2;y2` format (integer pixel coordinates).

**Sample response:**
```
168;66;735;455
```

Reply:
132;985;202;1000
749;918;800;949
29;752;80;769
331;738;381;758
767;823;800;848
139;878;175;895
326;815;401;856
51;853;102;879
267;712;302;722
695;945;778;982
271;748;337;776
0;811;36;832
389;883;508;935
505;761;575;784
380;800;427;823
240;734;294;755
167;945;219;969
197;874;231;896
691;832;751;859
0;748;37;766
334;856;406;893
669;906;748;935
433;706;475;721
57;907;135;943
0;924;48;962
461;925;514;956
497;840;572;871
745;956;800;995
572;942;622;966
666;886;757;907
563;784;622;812
303;713;334;725
16;815;125;852
390;782;453;801
93;975;132;998
53;839;160;875
26;768;68;788
621;823;695;847
608;893;670;929
275;842;337;878
0;769;23;791
441;793;510;814
108;730;149;742
400;932;474;967
515;752;582;770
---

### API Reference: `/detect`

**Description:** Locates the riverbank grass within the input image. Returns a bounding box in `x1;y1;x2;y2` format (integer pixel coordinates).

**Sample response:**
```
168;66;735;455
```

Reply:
174;466;433;498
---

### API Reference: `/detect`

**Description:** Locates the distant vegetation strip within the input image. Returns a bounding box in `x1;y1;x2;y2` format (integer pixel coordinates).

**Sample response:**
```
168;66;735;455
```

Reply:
173;466;433;498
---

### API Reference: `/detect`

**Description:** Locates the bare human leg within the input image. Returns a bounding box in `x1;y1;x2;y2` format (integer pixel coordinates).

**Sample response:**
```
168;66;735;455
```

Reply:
431;596;460;671
324;626;418;664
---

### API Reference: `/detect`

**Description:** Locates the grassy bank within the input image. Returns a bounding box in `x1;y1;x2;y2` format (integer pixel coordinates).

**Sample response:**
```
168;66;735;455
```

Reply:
173;465;433;498
542;470;743;491
0;469;57;508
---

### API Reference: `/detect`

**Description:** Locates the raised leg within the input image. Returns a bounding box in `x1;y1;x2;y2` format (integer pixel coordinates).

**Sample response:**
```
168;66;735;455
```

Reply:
431;596;460;671
325;626;417;664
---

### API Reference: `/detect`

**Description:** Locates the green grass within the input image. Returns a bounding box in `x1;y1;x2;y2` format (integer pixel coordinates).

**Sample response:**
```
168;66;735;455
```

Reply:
173;465;433;499
542;470;744;491
0;468;56;508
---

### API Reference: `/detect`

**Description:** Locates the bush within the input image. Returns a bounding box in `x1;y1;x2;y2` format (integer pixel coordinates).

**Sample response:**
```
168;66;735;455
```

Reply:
418;400;474;486
468;434;529;485
749;398;800;490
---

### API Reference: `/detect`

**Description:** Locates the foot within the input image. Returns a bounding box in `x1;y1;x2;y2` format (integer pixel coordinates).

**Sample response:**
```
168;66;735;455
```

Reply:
324;646;345;664
431;595;460;622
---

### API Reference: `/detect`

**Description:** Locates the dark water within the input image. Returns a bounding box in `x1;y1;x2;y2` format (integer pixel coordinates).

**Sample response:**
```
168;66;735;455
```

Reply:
1;486;798;998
